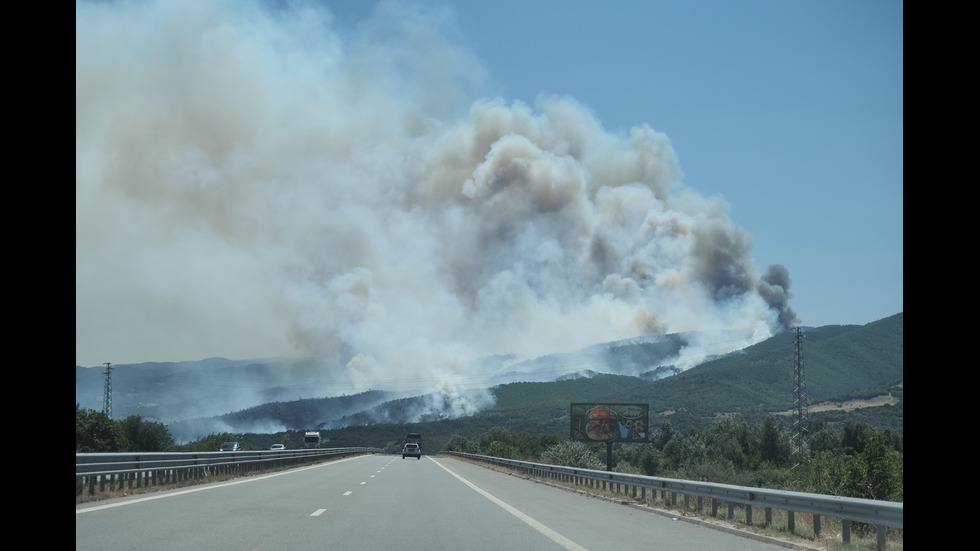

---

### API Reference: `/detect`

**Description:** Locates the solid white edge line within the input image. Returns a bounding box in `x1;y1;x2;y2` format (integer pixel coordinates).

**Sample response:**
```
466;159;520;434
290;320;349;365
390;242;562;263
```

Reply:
430;457;589;551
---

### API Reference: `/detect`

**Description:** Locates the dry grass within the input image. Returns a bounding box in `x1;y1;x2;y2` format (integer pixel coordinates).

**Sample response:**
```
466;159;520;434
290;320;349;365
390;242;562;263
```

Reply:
76;469;251;505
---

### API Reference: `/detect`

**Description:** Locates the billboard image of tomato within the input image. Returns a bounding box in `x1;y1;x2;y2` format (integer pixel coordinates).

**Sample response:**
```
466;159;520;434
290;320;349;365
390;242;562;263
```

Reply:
570;403;648;442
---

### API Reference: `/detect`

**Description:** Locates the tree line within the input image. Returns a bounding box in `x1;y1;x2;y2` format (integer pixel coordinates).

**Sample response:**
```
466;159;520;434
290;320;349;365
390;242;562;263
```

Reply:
76;405;175;453
76;405;254;453
443;416;902;502
76;404;901;502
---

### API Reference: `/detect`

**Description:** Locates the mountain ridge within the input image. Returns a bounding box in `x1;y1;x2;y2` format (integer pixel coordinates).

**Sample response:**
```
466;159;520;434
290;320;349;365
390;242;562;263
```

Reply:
77;313;903;444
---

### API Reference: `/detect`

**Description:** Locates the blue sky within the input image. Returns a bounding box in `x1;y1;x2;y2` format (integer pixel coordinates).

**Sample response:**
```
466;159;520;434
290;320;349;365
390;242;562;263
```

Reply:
435;0;904;329
76;0;902;370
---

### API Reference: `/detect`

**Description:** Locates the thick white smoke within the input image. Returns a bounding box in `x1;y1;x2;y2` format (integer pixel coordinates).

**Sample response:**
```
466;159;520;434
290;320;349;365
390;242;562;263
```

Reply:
76;0;795;412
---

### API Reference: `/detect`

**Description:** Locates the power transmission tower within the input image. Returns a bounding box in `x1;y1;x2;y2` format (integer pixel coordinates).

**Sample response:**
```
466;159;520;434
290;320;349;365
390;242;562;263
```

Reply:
102;362;113;419
791;327;809;464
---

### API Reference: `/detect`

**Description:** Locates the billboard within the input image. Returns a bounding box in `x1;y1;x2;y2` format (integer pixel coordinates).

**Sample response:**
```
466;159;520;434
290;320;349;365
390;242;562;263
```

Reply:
570;403;649;442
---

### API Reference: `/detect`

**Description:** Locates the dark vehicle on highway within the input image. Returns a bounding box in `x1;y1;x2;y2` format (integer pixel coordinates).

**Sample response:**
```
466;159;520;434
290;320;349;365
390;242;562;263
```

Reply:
219;442;241;452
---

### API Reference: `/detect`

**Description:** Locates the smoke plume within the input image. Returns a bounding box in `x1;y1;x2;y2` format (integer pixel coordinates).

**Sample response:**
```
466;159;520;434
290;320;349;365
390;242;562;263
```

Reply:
76;0;796;414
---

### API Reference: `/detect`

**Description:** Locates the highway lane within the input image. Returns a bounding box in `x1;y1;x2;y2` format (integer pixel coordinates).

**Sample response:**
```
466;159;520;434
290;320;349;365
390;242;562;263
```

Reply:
76;454;792;551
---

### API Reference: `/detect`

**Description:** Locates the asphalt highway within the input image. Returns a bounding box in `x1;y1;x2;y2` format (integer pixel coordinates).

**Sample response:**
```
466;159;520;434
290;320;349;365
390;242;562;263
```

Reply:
76;454;793;551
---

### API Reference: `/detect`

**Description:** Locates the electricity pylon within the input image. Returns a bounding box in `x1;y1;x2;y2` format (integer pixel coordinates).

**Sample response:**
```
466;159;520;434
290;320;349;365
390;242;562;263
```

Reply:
102;362;113;419
791;327;809;465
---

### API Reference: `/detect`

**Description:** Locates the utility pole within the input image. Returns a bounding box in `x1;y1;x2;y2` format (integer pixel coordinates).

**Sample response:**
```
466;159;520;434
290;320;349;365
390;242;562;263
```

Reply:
791;327;809;465
102;362;113;419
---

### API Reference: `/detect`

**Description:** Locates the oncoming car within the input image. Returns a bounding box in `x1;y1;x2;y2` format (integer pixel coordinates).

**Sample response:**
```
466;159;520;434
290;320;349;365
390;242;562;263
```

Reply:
402;443;421;459
219;442;241;452
269;444;285;451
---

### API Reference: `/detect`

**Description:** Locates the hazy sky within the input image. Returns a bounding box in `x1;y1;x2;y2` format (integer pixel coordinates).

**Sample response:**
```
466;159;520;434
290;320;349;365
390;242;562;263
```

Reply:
76;0;902;386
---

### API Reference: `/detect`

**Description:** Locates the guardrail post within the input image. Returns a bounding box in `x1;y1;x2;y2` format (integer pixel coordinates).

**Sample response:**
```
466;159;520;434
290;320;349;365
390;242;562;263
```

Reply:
813;514;821;537
727;501;734;520
842;519;850;543
788;510;795;533
764;507;772;527
745;504;752;525
876;524;886;551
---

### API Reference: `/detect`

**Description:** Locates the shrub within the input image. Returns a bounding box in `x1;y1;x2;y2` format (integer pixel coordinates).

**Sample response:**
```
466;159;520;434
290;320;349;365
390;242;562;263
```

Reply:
540;440;604;470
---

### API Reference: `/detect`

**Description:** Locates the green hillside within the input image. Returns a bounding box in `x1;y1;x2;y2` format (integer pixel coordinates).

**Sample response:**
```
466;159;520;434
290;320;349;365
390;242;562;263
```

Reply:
311;313;903;454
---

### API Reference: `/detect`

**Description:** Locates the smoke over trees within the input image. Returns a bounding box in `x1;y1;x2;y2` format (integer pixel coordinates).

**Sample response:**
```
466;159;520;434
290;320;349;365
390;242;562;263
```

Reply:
77;1;796;409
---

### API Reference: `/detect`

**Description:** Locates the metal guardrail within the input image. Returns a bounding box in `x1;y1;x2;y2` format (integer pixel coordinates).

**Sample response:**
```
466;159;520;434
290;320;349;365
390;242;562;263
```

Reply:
442;451;902;550
75;447;381;495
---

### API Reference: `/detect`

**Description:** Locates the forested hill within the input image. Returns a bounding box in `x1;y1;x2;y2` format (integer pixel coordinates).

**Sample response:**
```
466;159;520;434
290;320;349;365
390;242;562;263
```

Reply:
166;313;902;447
